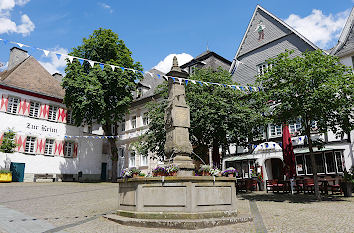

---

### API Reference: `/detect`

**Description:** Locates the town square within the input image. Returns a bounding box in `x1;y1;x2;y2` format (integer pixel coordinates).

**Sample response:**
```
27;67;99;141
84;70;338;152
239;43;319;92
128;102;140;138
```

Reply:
0;1;354;232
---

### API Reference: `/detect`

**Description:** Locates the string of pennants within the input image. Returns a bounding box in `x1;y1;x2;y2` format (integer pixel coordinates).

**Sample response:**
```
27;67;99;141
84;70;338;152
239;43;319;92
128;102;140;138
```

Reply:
0;38;262;92
65;135;119;139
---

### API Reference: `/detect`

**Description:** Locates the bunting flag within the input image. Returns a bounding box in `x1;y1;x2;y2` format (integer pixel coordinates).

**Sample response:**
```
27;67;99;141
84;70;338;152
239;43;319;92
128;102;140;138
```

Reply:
0;37;263;93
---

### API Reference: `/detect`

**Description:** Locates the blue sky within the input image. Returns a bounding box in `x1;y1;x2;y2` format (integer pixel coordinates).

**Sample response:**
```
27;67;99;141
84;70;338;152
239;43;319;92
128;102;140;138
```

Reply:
0;0;353;74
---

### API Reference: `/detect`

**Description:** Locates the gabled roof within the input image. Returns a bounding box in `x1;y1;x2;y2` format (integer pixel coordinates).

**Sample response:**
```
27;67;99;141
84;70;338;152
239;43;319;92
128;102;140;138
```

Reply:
229;5;322;73
0;56;65;99
136;68;165;99
181;50;231;69
330;7;354;57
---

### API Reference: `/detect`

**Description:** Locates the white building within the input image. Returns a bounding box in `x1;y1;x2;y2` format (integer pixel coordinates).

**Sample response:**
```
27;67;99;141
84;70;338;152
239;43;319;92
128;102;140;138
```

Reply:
0;47;108;182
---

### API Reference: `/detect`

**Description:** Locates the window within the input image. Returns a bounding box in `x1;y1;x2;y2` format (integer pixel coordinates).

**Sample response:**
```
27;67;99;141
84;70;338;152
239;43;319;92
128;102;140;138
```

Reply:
140;154;148;166
131;116;136;129
66;110;74;124
7;97;20;114
29;101;40;118
289;121;301;134
129;151;136;167
315;153;325;174
48;106;58;121
137;87;143;98
335;151;343;173
270;124;282;137
324;152;336;173
44;139;54;156
142;113;149;126
25;136;36;154
121;122;125;132
304;154;313;175
64;141;74;157
295;155;305;175
257;63;272;75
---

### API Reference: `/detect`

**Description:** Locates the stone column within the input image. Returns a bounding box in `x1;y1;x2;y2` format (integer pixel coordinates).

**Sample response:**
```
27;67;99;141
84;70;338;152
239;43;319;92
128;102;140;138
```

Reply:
164;56;194;176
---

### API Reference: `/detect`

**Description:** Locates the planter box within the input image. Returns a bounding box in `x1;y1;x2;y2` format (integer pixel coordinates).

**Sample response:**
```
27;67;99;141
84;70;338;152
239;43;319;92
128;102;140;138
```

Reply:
0;173;12;182
342;182;353;197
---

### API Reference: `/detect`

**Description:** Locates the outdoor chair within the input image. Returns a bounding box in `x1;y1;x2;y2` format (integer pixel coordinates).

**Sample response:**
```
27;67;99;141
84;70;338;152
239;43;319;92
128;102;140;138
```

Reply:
303;179;315;193
328;180;342;195
266;179;277;193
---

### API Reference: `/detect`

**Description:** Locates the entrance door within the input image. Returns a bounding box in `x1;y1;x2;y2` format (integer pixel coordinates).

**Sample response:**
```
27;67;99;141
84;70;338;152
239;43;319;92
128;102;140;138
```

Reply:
10;162;25;182
101;163;107;181
271;159;283;180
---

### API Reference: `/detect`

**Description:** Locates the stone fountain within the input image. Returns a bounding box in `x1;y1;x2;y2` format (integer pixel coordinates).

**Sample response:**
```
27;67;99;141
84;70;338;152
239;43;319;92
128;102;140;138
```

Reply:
113;57;248;229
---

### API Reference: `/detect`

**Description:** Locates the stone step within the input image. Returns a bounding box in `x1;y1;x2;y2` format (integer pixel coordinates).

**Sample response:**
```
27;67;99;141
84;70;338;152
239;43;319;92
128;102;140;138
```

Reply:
103;214;253;230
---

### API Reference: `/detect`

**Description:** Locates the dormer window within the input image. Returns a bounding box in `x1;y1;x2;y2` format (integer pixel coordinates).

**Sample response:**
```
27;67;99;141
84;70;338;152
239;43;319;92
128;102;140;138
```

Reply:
257;63;272;75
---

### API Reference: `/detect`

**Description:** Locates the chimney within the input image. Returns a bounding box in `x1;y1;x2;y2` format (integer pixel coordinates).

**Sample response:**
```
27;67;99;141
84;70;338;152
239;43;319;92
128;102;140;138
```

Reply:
52;73;63;82
8;47;29;70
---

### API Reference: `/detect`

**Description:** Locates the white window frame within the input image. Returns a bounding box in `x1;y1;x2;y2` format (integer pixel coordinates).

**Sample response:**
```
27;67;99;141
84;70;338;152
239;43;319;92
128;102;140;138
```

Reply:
314;153;326;175
142;113;149;126
7;96;20;114
304;154;313;175
289;120;301;134
295;155;305;175
257;63;272;75
270;124;282;137
64;141;74;158
324;151;336;174
29;101;40;118
131;115;137;129
129;151;136;167
25;136;36;154
121;122;126;132
334;151;344;173
140;154;148;166
44;139;55;156
48;105;58;121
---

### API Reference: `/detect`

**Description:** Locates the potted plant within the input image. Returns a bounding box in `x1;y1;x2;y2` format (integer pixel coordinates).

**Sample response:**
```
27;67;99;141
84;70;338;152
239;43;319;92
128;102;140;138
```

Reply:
166;164;179;176
130;168;141;178
210;168;221;177
138;173;146;178
221;167;238;177
152;166;167;176
0;169;12;182
121;168;132;178
342;167;354;197
199;165;211;176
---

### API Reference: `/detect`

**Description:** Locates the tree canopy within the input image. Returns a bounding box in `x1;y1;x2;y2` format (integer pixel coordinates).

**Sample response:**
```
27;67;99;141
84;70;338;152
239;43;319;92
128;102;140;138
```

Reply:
62;28;142;181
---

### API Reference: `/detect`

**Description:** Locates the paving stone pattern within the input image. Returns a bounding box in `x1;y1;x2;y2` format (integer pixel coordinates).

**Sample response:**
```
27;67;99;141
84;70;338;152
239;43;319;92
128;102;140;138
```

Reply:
0;183;353;233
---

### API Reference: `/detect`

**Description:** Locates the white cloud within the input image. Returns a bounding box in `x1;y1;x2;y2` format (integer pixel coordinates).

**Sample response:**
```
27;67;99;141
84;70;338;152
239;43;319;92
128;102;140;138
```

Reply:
153;53;193;73
285;9;350;49
0;0;34;36
98;2;113;13
39;47;68;75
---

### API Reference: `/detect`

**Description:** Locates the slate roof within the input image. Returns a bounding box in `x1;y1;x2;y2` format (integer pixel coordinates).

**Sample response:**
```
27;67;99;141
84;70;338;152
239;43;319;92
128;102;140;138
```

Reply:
0;55;65;99
181;50;231;69
330;7;354;57
136;68;165;99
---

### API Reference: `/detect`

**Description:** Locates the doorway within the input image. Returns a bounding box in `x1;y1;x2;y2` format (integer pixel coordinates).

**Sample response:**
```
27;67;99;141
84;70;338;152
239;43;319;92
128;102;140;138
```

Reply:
10;162;25;182
101;163;107;181
271;158;284;180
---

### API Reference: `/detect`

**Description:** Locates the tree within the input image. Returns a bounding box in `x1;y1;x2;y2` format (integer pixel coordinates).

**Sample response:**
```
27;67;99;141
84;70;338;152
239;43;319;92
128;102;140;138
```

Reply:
0;130;17;153
139;68;266;167
62;28;142;182
257;50;354;200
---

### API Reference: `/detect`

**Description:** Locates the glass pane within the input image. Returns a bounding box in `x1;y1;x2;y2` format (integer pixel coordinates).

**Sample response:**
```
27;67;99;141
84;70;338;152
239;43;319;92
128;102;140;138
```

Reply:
325;152;335;173
296;155;305;175
315;153;325;173
335;151;343;172
305;154;313;175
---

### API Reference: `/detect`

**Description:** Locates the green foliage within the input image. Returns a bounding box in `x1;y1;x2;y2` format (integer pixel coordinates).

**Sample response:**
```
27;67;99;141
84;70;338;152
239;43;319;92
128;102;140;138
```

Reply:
139;68;267;159
257;50;354;136
0;169;11;174
0;130;17;153
343;166;354;183
62;28;143;127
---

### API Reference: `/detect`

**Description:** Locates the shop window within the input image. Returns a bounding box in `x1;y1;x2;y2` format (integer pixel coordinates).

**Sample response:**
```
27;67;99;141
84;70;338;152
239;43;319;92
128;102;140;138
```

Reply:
64;141;74;157
7;97;20;114
25;136;36;154
48;106;58;121
315;153;325;174
304;154;313;175
235;162;242;178
295;155;305;175
29;101;40;118
242;161;249;178
44;139;55;156
324;152;336;173
335;151;344;173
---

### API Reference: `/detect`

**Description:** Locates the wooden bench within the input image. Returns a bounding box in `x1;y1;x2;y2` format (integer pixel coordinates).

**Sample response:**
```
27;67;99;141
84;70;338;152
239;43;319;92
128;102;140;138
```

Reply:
34;174;55;182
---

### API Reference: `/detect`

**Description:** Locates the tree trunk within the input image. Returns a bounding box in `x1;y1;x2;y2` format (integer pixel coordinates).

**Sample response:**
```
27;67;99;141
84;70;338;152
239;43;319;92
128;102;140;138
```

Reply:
305;124;321;201
212;143;220;168
103;124;119;183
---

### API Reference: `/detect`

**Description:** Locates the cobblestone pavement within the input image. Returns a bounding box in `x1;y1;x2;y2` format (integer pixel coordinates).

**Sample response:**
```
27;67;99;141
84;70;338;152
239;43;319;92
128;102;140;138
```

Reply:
0;183;353;233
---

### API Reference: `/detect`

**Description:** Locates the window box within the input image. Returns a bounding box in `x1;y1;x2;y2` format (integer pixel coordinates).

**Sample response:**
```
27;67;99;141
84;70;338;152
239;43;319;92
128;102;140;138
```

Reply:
0;172;12;182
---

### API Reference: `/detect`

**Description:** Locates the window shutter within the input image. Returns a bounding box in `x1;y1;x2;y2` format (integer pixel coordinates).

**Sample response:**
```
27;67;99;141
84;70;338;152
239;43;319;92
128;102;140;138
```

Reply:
57;108;67;123
0;94;8;112
54;140;64;156
18;98;30;116
16;135;26;152
36;138;46;154
39;104;49;119
73;142;78;158
0;132;4;146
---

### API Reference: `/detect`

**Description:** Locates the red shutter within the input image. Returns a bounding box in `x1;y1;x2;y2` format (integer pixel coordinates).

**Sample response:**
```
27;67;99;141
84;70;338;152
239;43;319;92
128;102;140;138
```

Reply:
41;104;50;119
0;132;4;146
0;94;8;112
73;142;78;158
54;140;64;156
16;135;27;152
18;98;30;116
57;108;67;123
36;138;45;154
